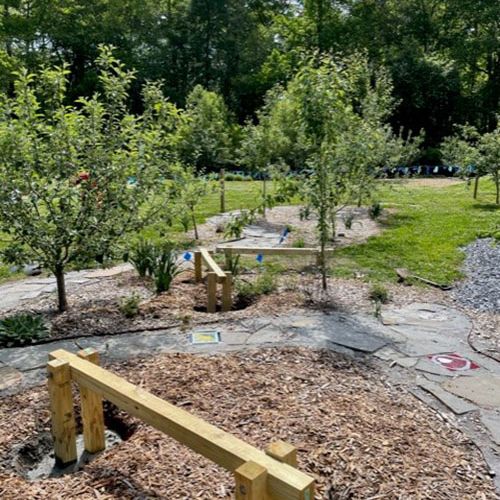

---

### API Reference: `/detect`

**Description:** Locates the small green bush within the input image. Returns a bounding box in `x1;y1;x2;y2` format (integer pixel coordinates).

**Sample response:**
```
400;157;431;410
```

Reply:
129;239;156;277
225;254;241;278
236;272;277;302
0;313;48;347
342;211;356;229
369;284;390;304
119;294;141;318
153;245;181;294
293;237;306;248
369;202;383;220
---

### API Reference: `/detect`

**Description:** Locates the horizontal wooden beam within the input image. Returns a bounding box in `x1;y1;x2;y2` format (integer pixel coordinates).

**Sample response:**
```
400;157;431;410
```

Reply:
200;248;226;279
216;246;334;256
49;350;314;500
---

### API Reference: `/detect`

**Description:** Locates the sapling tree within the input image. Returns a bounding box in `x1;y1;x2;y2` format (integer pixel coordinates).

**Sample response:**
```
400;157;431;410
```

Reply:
442;124;500;204
0;47;172;311
173;168;215;240
253;53;414;290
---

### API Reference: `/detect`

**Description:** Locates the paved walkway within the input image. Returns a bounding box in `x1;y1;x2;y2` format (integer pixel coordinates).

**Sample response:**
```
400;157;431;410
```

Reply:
0;301;499;489
0;264;133;312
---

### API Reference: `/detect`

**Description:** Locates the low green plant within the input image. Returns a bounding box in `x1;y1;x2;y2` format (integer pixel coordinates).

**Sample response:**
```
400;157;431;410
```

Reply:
369;202;383;220
293;237;306;248
153;245;181;294
236;272;277;302
342;211;356;229
225;254;241;278
0;313;48;347
119;294;141;318
369;283;390;304
129;239;156;278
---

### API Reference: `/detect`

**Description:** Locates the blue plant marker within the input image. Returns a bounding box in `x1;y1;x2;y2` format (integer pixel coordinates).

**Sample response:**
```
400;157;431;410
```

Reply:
256;253;264;263
183;251;192;261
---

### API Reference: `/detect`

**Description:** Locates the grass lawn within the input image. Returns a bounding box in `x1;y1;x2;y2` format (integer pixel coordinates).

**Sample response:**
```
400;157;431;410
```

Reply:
1;178;498;285
333;178;499;283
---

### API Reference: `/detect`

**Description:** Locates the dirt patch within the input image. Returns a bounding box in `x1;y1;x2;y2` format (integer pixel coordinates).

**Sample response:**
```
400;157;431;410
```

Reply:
192;205;383;248
0;348;496;498
383;177;465;188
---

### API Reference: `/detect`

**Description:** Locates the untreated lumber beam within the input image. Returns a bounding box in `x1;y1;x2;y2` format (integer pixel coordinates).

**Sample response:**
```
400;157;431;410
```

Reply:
200;248;226;279
47;359;77;465
49;349;314;500
77;348;105;453
216;246;334;257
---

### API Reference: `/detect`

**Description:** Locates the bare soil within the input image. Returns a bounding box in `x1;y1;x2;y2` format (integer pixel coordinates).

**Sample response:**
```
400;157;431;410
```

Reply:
0;348;496;499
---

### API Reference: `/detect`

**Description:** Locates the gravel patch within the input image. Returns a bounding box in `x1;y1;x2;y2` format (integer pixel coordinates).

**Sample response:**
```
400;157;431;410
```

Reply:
453;238;500;313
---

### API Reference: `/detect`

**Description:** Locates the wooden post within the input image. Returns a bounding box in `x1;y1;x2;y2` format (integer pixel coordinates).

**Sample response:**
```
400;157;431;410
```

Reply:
77;348;105;454
235;461;268;500
220;168;225;213
47;359;77;465
265;440;297;467
207;272;217;313
194;251;202;282
222;271;232;312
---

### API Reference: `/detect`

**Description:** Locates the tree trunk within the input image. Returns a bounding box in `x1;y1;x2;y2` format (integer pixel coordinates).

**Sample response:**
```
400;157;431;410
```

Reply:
495;173;500;205
219;168;225;213
473;175;479;199
192;211;199;240
320;240;327;291
262;178;267;218
55;265;68;312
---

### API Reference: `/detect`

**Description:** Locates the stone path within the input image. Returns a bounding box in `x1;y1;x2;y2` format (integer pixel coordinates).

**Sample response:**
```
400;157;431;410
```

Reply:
0;264;133;312
0;301;499;490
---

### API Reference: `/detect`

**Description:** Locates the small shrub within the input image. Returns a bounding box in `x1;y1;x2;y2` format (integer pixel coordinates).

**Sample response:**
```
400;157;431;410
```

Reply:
369;284;389;304
225;254;241;278
129;239;156;277
153;244;181;294
369;202;383;220
236;272;277;302
299;206;311;220
0;313;48;347
293;237;306;248
119;294;141;318
342;211;356;229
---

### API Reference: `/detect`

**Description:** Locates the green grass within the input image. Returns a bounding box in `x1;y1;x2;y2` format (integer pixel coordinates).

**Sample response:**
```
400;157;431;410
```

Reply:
332;178;499;283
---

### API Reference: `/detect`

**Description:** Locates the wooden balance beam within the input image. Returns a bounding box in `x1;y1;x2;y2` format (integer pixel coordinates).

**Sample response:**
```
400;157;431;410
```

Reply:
47;349;315;500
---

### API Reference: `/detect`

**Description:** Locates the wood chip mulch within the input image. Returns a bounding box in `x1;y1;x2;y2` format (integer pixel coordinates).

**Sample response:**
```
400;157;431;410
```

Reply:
0;347;496;499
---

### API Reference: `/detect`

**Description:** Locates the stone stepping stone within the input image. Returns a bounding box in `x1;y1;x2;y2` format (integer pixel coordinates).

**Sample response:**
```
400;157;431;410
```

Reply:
418;379;477;415
480;410;500;446
0;365;23;390
443;374;500;408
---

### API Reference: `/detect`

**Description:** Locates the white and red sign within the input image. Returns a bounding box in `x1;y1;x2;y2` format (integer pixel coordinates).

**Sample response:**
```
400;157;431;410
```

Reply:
428;353;480;372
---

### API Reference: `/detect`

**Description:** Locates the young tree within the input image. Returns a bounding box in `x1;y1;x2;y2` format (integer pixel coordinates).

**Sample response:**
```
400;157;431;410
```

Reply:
442;124;500;204
0;47;171;311
253;53;415;289
173;168;215;240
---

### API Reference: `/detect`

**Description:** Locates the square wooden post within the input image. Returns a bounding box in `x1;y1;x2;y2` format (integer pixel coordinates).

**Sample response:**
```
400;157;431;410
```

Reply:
194;251;202;282
77;348;105;453
265;440;297;467
234;461;267;500
222;271;233;312
47;359;77;465
207;272;217;313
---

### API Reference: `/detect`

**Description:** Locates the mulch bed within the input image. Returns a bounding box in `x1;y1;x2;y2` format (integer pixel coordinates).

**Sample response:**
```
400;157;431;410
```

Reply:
0;347;496;499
